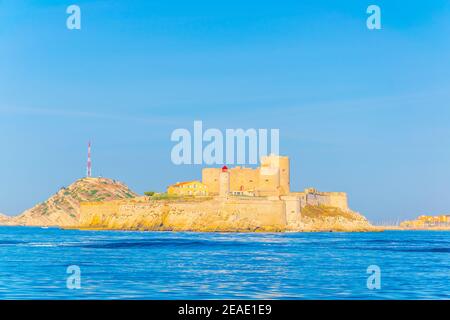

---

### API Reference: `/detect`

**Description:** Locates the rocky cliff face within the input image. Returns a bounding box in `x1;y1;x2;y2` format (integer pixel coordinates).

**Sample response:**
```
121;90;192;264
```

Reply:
292;205;378;232
78;197;288;232
77;196;377;232
7;177;138;227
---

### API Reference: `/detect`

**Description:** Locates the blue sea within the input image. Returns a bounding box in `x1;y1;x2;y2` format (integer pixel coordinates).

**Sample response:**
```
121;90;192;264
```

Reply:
0;226;449;299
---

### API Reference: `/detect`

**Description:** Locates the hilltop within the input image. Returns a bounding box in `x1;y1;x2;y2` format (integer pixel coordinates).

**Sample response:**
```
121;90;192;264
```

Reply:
7;177;138;227
0;213;11;224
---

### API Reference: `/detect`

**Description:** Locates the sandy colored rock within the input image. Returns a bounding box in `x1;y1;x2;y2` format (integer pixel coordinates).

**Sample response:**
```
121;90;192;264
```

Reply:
0;213;11;224
290;205;379;232
77;197;287;232
4;177;137;227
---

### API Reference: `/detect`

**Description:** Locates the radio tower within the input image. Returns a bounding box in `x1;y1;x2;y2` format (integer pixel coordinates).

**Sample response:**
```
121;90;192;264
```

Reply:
87;141;92;177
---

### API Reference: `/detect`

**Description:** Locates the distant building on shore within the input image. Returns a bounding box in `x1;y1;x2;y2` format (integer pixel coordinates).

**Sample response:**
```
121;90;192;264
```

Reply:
167;181;208;196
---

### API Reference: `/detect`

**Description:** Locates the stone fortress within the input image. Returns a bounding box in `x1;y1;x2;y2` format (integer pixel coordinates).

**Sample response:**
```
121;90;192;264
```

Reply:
78;155;358;232
202;154;349;211
202;155;291;197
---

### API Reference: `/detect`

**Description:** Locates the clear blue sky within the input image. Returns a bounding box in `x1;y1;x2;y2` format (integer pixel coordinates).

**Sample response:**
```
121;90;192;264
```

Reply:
1;0;449;222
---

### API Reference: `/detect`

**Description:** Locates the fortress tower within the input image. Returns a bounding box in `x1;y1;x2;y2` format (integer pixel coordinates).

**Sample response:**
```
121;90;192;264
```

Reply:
202;168;221;194
277;156;290;195
258;155;290;196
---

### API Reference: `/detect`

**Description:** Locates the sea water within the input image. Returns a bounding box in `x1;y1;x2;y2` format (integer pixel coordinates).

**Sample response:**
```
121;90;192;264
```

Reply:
0;227;449;299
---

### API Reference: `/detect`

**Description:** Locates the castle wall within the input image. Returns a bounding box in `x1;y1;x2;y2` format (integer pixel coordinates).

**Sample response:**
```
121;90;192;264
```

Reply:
79;197;287;232
229;167;259;192
289;190;349;211
321;192;348;211
203;167;260;195
201;155;290;196
281;196;301;228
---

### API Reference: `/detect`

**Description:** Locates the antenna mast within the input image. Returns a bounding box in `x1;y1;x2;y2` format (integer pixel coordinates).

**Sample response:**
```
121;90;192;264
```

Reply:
87;141;92;177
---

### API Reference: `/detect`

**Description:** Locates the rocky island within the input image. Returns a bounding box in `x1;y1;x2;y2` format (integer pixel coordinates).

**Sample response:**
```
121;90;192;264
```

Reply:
0;155;378;232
